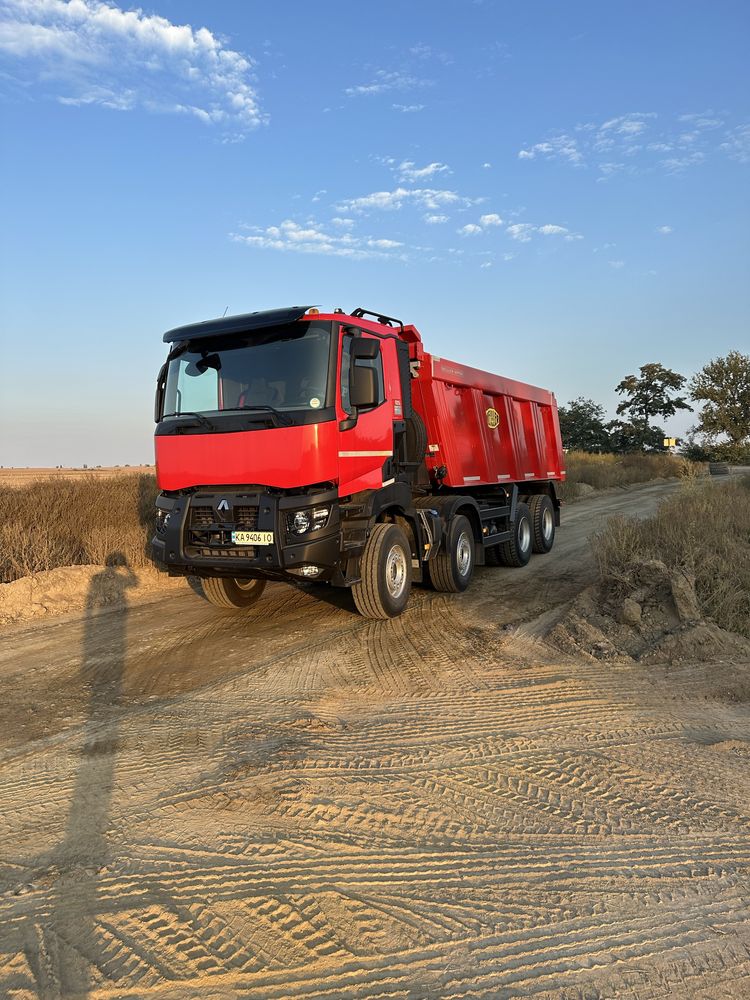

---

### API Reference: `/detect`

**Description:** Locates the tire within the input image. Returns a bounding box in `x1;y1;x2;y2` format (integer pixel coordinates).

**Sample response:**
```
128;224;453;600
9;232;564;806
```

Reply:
497;502;532;567
529;494;555;554
352;523;412;619
201;576;266;611
428;513;475;593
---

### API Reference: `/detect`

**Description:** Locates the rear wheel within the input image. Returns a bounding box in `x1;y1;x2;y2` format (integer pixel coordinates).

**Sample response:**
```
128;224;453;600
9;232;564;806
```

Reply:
428;514;475;592
201;576;266;611
529;494;555;553
497;502;532;567
353;523;412;619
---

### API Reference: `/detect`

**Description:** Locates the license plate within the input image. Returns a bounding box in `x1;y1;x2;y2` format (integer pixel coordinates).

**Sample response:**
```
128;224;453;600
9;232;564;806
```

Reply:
232;530;274;545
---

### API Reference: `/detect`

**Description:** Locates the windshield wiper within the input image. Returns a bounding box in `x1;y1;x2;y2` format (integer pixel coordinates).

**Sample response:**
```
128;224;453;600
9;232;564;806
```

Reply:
164;411;216;431
225;405;293;427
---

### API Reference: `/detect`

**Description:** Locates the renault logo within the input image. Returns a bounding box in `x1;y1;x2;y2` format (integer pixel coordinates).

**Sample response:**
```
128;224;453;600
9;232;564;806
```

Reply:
216;498;230;512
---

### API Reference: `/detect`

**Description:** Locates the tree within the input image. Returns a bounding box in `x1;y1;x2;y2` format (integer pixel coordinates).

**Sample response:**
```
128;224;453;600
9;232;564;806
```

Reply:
615;363;692;430
606;419;666;454
558;397;610;452
689;351;750;446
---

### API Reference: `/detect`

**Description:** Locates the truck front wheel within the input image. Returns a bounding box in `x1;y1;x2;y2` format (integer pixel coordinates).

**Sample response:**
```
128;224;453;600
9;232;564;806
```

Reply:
497;503;532;567
428;513;475;593
200;576;266;611
353;522;412;619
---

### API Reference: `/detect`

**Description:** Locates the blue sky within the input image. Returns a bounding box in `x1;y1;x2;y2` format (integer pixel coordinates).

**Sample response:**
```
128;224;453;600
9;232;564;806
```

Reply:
1;0;748;466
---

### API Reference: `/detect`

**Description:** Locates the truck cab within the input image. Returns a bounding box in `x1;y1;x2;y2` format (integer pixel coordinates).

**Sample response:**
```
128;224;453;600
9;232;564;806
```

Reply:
153;305;563;618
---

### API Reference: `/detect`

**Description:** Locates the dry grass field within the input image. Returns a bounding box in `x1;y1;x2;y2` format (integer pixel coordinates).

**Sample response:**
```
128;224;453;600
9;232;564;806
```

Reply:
558;450;688;500
0;474;158;583
0;466;154;488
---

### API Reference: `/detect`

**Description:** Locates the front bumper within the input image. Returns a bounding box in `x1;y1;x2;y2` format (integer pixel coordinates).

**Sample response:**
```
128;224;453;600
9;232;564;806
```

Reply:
152;487;341;580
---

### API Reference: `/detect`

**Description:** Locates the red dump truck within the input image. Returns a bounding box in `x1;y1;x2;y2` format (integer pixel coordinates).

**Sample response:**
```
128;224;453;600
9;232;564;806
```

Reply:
152;306;565;618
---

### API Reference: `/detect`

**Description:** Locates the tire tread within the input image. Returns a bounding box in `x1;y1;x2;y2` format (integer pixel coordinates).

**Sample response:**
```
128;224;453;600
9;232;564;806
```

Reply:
498;502;532;567
352;523;410;619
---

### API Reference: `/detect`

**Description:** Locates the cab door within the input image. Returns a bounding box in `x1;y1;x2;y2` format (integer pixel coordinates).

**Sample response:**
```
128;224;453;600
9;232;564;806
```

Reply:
337;331;396;495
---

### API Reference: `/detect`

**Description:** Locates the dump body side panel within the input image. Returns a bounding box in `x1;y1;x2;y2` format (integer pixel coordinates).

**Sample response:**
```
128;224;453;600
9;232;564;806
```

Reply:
413;352;565;489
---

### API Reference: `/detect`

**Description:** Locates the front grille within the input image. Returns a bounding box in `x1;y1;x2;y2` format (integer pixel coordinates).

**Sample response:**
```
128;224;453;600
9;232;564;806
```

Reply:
234;505;259;528
190;504;259;529
191;506;215;527
186;500;262;560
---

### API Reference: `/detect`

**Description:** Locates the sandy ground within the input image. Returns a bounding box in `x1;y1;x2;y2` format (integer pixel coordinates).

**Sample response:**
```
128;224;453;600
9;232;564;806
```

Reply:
0;467;154;487
0;479;749;999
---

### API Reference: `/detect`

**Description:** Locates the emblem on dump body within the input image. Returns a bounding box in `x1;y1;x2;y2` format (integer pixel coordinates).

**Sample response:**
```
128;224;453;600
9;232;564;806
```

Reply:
216;498;230;512
486;408;500;429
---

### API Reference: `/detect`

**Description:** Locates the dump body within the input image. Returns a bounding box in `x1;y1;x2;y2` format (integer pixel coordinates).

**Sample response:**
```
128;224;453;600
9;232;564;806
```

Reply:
413;353;565;489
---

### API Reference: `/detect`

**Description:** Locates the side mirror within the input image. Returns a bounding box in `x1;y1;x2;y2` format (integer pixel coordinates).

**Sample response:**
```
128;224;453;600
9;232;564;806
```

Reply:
350;365;378;408
154;362;167;423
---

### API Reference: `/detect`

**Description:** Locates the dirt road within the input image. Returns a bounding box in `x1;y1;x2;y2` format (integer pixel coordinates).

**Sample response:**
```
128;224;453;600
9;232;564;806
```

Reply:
1;478;749;999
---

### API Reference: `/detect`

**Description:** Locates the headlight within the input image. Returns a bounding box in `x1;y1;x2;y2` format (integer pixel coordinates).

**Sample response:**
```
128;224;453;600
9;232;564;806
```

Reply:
289;506;331;536
292;510;311;534
155;509;171;536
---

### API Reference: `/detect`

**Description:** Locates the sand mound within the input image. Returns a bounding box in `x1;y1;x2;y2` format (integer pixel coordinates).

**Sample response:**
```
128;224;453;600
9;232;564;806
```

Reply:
0;563;182;625
547;558;750;664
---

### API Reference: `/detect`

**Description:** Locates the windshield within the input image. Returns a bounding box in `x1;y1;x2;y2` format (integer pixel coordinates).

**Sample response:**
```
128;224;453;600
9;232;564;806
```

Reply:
163;321;333;420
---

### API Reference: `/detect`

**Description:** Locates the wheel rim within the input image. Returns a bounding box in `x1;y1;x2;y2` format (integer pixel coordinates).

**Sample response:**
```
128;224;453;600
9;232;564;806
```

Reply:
456;530;472;576
542;508;553;541
235;578;259;591
519;517;531;552
385;544;408;600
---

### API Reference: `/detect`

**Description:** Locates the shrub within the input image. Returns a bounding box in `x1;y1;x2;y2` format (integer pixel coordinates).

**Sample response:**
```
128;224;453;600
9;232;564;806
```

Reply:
0;474;157;583
592;480;750;637
558;451;691;501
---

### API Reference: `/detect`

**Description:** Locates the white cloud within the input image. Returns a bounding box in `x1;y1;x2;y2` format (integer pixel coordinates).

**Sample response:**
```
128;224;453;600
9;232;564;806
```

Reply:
660;151;705;172
506;223;535;242
424;213;448;224
504;221;580;243
720;124;750;163
518;134;583;165
331;217;355;227
520;110;748;175
608;259;625;269
231;219;403;259
397;160;450;182
0;0;264;132
599;112;656;135
368;237;402;249
480;261;492;269
459;223;482;235
479;213;503;226
482;162;492;169
679;112;723;129
338;186;472;213
656;225;673;235
345;69;430;97
392;103;424;113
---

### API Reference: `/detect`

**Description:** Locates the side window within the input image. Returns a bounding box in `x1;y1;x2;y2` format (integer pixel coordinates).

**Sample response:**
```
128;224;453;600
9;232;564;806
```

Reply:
340;333;385;413
354;352;385;409
340;335;353;415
